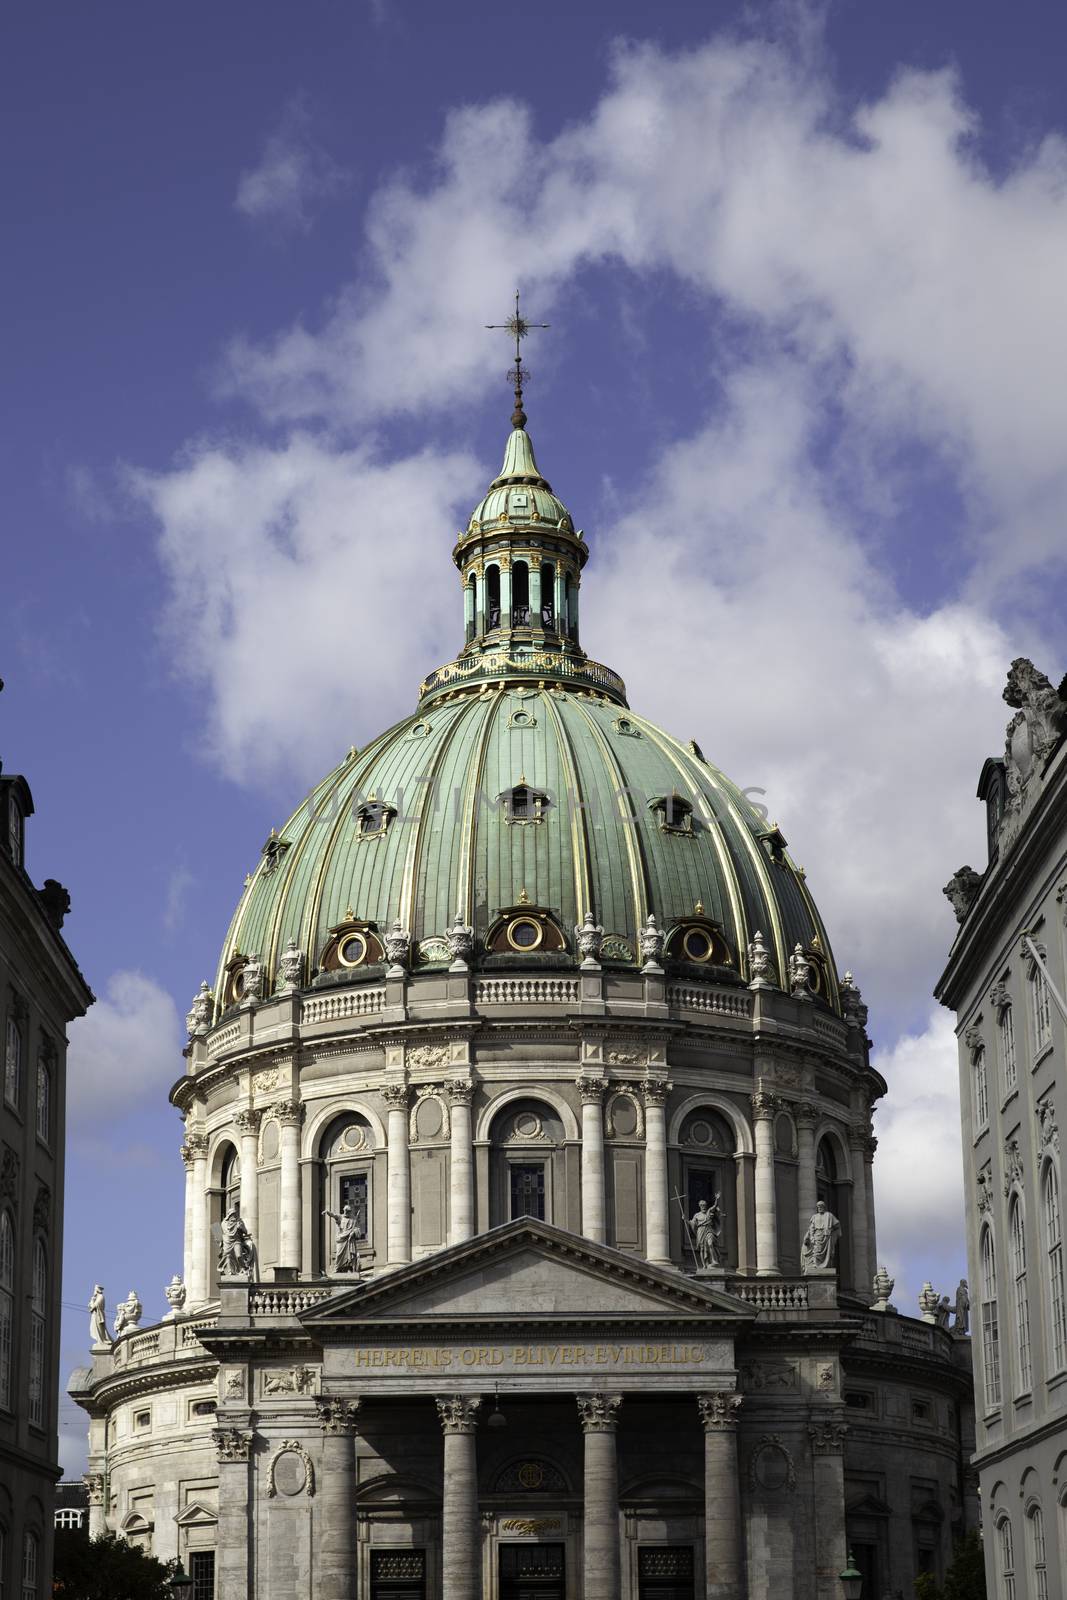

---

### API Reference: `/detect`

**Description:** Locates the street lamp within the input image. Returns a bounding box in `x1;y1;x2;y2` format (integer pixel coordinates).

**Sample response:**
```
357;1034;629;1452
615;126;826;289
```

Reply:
839;1552;862;1600
168;1561;194;1596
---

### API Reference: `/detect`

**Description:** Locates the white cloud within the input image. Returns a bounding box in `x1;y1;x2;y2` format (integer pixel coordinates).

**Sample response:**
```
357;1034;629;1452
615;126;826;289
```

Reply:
67;972;182;1125
870;1007;967;1315
131;434;481;785
235;98;347;233
222;35;1067;589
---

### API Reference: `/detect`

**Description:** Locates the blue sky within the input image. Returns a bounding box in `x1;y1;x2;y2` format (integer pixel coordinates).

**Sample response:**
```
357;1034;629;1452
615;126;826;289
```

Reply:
4;0;1067;1473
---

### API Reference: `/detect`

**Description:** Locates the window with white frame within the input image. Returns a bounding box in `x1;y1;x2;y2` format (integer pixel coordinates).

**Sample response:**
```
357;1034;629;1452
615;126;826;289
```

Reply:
1044;1163;1067;1372
1010;1198;1032;1392
1026;1504;1049;1600
980;1226;1001;1409
28;1239;46;1428
4;1017;20;1109
997;1517;1016;1600
0;1213;13;1412
974;1046;989;1127
999;1004;1017;1093
21;1529;38;1600
1031;965;1052;1053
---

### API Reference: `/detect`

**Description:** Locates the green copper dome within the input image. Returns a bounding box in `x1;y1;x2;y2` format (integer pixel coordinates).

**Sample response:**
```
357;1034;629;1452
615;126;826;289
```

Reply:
212;416;839;1013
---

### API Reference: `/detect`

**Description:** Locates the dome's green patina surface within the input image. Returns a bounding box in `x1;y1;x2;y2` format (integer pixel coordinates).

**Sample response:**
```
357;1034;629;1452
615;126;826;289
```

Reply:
214;416;838;1009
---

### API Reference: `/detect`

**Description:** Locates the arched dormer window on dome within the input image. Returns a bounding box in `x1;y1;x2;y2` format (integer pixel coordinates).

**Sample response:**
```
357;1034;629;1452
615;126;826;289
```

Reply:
648;792;697;835
485;901;567;956
355;795;396;842
500;782;550;826
320;918;386;973
664;916;732;969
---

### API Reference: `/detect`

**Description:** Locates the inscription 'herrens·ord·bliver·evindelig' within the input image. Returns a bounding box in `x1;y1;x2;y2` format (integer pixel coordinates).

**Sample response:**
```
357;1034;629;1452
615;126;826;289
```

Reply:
347;1342;714;1371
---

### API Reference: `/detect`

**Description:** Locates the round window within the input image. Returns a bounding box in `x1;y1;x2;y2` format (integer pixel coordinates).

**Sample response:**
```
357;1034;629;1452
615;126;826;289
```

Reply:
338;931;369;968
230;970;246;1002
682;928;712;962
507;918;543;951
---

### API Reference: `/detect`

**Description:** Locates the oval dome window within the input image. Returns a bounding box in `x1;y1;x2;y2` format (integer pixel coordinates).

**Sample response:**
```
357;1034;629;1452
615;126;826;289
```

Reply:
682;928;712;962
507;918;543;951
338;932;369;968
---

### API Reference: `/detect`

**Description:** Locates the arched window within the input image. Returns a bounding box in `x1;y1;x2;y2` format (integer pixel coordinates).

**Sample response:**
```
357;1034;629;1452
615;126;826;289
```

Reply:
511;560;529;626
317;1114;374;1275
979;1226;1001;1409
679;1110;737;1268
221;1146;241;1217
489;1099;565;1228
35;1056;50;1143
4;1016;21;1108
540;562;555;629
1031;965;1052;1054
1043;1164;1067;1372
486;565;501;632
28;1239;47;1428
997;1517;1016;1600
974;1045;989;1127
564;574;576;640
21;1528;38;1600
999;1005;1017;1094
0;1212;13;1411
1010;1198;1032;1392
1026;1504;1048;1600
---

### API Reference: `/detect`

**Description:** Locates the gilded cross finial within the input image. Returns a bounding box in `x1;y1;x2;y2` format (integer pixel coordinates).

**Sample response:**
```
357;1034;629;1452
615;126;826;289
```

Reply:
486;290;549;430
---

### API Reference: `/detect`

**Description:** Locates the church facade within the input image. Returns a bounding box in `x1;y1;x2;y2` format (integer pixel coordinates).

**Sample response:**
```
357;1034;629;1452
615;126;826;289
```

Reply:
72;375;975;1600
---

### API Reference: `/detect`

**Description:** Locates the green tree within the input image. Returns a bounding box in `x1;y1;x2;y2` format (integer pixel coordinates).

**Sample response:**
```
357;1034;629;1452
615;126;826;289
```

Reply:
913;1533;988;1600
53;1531;175;1600
941;1532;987;1600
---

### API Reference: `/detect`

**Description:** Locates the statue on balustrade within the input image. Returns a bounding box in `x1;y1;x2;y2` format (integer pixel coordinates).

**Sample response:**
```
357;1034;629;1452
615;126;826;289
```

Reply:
691;1195;725;1269
801;1200;841;1273
88;1284;109;1346
218;1207;257;1278
323;1197;366;1273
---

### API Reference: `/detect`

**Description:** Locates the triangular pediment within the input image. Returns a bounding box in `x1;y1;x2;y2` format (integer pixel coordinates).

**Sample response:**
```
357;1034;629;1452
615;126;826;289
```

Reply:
174;1502;217;1528
302;1219;753;1328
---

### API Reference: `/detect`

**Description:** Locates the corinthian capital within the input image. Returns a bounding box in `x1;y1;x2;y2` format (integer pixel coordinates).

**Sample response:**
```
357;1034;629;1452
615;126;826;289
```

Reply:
316;1397;361;1436
436;1396;481;1434
576;1075;608;1105
446;1078;475;1106
234;1109;263;1136
807;1418;847;1454
212;1426;254;1463
381;1082;411;1111
751;1091;783;1122
642;1076;672;1110
180;1131;208;1166
698;1391;743;1431
273;1099;304;1128
576;1392;622;1433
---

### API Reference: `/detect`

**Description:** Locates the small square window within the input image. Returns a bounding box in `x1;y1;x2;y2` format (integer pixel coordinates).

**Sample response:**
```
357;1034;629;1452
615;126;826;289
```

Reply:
134;1410;151;1429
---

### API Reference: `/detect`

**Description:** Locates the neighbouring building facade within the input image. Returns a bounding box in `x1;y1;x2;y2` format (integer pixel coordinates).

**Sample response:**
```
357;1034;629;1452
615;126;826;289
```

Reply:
72;376;976;1600
937;660;1067;1600
0;716;93;1595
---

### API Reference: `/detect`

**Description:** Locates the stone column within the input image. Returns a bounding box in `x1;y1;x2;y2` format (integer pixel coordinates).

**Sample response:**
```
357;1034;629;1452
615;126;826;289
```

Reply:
383;1084;412;1265
448;1080;475;1246
84;1473;106;1541
554;566;566;635
864;1135;878;1289
751;1091;781;1277
436;1397;481;1600
316;1398;361;1600
578;1076;608;1244
643;1079;671;1266
213;1427;254;1600
500;560;512;628
235;1109;261;1253
180;1139;196;1295
796;1103;819;1244
184;1131;209;1306
577;1393;622;1600
529;562;542;624
569;576;580;640
698;1392;744;1600
808;1418;848;1600
475;568;486;637
275;1100;304;1273
848;1128;869;1294
463;579;475;641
